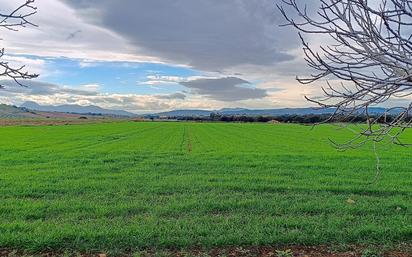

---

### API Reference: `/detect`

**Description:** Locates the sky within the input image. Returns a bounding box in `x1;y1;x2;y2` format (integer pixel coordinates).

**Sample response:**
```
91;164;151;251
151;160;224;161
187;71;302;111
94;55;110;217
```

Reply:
0;0;321;113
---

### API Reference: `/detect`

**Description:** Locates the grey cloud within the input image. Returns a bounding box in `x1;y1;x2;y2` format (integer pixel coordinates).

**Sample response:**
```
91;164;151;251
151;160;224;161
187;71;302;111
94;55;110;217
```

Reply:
62;0;301;71
156;93;186;100
180;77;267;101
0;80;99;96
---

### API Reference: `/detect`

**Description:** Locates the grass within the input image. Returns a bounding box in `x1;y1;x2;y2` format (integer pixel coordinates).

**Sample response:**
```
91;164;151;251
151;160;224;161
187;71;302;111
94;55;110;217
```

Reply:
0;122;411;254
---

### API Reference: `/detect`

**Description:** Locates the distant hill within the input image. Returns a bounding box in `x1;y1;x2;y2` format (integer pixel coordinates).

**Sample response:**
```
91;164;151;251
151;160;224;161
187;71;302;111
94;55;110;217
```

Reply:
155;109;214;117
0;104;40;118
22;101;136;117
154;107;389;117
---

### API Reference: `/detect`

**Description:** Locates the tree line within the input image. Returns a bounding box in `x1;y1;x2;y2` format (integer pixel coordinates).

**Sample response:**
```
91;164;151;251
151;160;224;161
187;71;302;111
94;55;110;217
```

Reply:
153;113;406;124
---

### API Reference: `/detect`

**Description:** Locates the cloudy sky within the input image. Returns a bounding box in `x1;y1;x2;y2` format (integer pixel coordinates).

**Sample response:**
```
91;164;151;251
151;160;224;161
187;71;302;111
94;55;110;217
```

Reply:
0;0;320;113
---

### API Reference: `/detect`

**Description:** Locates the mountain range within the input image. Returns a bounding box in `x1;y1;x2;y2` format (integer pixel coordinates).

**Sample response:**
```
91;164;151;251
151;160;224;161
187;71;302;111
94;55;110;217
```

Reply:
21;101;136;117
1;102;394;119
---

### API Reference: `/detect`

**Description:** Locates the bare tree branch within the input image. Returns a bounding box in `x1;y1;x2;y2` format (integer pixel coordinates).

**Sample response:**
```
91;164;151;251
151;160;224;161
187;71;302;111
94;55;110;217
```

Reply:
278;0;412;148
0;0;38;89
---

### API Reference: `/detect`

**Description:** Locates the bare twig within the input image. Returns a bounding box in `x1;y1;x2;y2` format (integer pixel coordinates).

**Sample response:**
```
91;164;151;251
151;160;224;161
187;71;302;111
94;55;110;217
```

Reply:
0;0;38;87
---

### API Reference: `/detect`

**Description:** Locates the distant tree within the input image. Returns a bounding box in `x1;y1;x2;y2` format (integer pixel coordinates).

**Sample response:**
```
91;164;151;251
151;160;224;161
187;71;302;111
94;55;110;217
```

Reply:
278;0;412;148
210;112;222;121
0;0;38;88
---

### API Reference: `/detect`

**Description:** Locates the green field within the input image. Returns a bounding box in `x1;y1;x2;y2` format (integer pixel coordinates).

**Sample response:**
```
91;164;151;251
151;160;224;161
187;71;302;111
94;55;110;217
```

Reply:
0;122;411;254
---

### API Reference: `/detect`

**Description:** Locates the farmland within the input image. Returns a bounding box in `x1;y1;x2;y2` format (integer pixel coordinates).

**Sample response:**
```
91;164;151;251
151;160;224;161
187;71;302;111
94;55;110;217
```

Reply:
0;122;411;255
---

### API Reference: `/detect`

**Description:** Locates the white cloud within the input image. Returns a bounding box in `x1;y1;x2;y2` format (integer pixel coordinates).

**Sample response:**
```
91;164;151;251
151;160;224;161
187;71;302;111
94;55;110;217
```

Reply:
143;75;210;86
78;60;99;68
0;80;191;113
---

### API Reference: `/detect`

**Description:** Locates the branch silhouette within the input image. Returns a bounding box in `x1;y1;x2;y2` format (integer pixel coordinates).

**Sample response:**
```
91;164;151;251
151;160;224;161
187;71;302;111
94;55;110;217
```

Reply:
0;0;38;89
278;0;412;148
